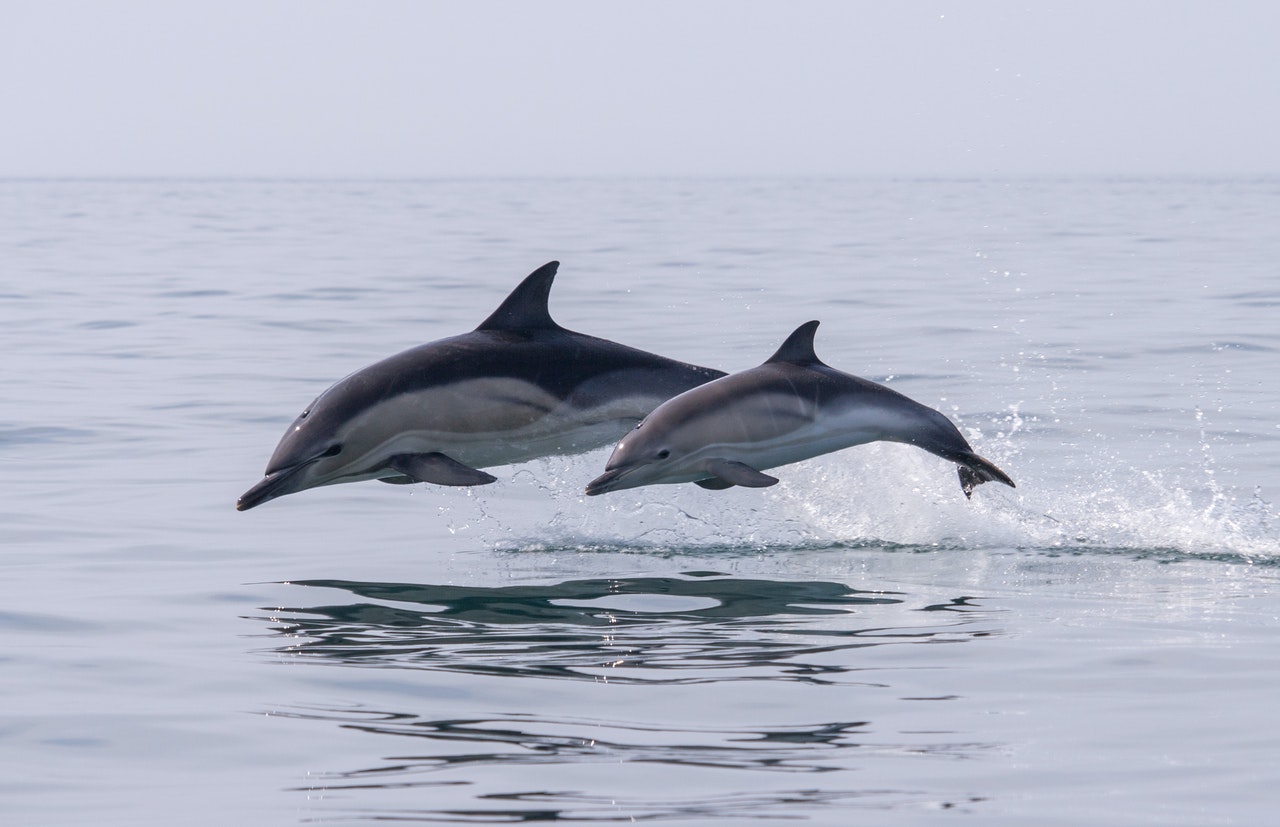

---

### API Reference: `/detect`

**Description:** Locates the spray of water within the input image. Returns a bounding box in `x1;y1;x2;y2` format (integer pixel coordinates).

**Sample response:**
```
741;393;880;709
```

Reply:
462;406;1280;562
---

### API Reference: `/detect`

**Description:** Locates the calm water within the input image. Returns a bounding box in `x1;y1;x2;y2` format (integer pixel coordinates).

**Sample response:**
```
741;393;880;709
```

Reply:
3;178;1279;825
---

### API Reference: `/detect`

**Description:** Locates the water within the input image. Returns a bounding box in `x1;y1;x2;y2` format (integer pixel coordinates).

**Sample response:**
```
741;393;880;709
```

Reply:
3;177;1279;825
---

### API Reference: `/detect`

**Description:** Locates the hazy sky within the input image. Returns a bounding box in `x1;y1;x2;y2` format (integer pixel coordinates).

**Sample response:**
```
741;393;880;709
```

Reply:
2;1;1277;177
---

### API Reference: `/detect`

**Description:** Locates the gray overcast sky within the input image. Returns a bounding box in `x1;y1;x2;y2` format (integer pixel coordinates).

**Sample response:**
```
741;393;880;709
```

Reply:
2;0;1277;177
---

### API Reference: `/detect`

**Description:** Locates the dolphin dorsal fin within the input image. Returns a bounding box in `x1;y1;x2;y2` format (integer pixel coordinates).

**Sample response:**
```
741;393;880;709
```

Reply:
765;320;824;365
476;261;563;331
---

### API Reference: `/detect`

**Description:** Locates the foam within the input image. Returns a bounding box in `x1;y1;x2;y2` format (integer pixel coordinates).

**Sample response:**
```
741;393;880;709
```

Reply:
474;434;1280;563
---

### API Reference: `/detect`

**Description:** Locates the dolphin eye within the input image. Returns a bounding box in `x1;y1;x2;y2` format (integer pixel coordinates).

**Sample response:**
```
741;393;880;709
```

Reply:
319;444;343;458
657;449;671;460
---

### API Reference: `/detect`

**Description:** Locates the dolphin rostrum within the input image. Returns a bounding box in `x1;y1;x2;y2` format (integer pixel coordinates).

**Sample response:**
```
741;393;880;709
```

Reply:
237;262;725;511
584;320;1014;498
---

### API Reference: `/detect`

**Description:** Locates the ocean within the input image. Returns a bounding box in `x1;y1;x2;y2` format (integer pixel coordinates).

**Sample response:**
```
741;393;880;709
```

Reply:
3;177;1278;825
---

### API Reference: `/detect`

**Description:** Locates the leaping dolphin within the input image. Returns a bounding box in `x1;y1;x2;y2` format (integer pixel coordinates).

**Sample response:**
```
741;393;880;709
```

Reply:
584;320;1014;498
237;262;725;511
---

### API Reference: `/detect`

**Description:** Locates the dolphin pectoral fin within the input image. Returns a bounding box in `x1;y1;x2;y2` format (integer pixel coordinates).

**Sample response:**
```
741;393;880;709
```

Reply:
700;458;779;489
955;452;1016;499
694;477;736;490
387;453;498;487
377;475;419;485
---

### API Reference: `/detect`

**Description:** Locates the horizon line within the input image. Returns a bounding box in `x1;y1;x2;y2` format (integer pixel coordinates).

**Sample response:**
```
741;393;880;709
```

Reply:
3;172;1278;183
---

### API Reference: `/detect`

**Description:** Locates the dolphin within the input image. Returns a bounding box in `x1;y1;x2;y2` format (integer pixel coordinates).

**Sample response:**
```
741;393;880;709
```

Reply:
584;320;1014;498
237;262;725;511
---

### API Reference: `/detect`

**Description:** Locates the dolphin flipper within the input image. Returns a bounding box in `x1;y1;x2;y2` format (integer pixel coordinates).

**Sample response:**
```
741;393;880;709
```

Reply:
387;453;498;486
701;458;779;489
954;452;1016;498
694;477;736;490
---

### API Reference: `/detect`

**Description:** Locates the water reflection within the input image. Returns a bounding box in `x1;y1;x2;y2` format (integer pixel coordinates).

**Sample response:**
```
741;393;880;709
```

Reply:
290;782;986;824
274;706;990;822
256;573;995;685
255;573;999;822
275;707;871;774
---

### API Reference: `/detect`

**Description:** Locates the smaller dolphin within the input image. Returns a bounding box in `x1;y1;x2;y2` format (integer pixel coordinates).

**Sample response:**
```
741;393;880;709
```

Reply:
585;320;1014;498
238;262;725;511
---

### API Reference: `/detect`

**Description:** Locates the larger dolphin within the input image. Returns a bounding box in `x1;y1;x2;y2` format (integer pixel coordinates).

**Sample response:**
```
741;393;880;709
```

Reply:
585;320;1014;498
237;262;725;511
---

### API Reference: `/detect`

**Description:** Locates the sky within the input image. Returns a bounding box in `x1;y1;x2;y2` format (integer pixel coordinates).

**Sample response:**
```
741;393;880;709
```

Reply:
1;0;1277;177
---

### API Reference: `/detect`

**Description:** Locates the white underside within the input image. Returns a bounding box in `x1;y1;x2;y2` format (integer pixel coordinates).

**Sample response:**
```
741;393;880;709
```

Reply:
618;403;913;489
314;379;670;486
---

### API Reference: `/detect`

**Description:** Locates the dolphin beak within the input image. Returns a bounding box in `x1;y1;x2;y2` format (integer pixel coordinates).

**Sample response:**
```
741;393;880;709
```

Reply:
236;464;308;511
584;467;629;496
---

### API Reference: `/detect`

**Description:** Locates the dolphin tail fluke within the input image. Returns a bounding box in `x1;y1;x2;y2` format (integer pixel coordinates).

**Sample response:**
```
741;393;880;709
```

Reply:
955;452;1015;499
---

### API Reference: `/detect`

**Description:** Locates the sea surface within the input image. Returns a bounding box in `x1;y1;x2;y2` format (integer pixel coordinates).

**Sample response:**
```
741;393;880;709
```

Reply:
3;177;1278;825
